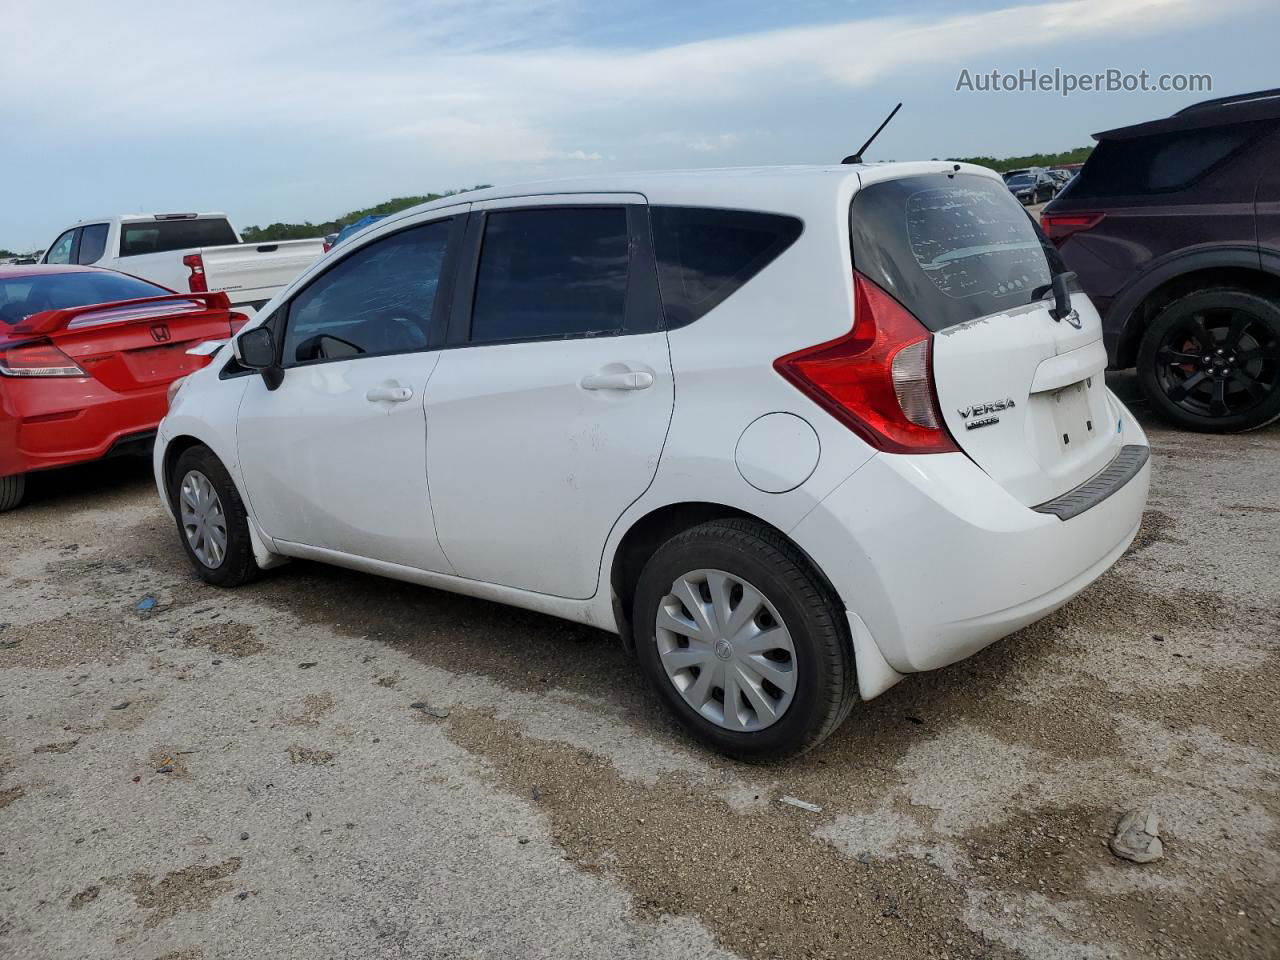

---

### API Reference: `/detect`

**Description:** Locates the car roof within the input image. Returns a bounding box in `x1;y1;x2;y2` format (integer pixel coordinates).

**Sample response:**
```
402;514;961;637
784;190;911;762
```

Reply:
0;264;111;280
373;162;1000;226
1095;88;1280;140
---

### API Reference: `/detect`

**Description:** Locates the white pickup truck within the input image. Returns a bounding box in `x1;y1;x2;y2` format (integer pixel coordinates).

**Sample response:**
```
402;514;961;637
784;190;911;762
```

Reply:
42;213;324;314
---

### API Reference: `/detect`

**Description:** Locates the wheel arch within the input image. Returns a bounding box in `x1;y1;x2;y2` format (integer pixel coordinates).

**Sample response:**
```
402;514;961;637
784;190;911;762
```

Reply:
1108;246;1280;368
607;500;844;654
160;431;287;571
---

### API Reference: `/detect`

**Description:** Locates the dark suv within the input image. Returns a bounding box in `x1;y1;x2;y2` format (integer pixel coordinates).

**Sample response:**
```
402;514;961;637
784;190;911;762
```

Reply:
1042;89;1280;432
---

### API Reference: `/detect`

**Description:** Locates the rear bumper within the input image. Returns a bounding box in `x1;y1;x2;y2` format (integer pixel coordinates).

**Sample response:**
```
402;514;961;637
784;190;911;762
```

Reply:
791;411;1150;677
0;377;167;477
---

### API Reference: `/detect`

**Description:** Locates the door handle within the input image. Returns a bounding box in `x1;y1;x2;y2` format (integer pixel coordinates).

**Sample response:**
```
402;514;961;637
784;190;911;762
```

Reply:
580;371;654;391
366;385;413;403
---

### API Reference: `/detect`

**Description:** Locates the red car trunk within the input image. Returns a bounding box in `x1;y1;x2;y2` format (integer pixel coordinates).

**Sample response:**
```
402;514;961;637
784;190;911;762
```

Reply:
1;291;237;478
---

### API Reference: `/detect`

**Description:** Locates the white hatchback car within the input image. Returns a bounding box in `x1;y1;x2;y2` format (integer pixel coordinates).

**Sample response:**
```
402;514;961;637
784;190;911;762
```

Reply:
156;164;1150;758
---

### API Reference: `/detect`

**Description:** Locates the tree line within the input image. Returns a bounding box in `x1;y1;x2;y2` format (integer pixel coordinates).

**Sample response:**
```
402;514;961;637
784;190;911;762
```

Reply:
946;146;1093;172
239;186;491;243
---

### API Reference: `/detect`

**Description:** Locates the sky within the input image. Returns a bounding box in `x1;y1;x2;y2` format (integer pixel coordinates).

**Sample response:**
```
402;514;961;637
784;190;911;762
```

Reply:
2;0;1276;251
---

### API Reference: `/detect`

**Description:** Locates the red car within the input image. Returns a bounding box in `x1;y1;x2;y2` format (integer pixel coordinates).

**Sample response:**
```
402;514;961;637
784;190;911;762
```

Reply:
0;265;245;511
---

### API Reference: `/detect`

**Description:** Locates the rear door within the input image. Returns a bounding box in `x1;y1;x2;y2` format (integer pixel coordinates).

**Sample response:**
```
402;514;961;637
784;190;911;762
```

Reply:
851;171;1123;507
423;196;673;599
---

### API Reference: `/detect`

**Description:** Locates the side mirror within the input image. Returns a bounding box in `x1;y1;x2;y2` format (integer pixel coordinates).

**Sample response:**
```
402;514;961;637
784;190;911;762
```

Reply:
234;327;284;390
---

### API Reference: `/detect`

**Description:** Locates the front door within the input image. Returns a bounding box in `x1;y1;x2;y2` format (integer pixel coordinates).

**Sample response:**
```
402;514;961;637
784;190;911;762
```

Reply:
237;214;462;572
424;199;673;599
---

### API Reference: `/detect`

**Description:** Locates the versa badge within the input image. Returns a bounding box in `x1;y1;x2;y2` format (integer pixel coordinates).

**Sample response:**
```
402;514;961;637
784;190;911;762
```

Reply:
958;397;1015;430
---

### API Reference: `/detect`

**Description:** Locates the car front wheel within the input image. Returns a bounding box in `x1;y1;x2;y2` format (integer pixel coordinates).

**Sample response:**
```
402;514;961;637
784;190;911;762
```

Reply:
632;519;857;760
169;446;260;587
1138;287;1280;432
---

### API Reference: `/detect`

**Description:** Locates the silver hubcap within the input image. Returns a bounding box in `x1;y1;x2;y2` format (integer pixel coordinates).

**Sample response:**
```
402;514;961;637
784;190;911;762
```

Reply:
655;569;797;732
180;470;227;569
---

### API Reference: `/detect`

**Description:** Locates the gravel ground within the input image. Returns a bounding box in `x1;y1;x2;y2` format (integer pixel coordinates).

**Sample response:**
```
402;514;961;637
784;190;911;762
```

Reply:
2;380;1278;960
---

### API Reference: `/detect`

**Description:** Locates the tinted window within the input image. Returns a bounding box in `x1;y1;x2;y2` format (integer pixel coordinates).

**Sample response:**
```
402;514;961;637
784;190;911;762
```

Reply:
851;173;1061;332
77;223;109;264
469;207;629;344
0;272;170;325
119;218;239;257
650;206;802;328
282;221;450;366
45;230;76;265
1068;121;1270;198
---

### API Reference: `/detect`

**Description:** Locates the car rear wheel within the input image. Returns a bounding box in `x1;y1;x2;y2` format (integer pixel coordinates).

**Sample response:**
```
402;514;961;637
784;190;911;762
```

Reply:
170;446;260;587
632;519;856;760
0;474;25;512
1138;287;1280;432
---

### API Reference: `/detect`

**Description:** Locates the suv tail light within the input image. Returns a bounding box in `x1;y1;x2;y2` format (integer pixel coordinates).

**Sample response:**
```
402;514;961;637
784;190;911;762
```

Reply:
182;253;208;293
774;272;958;454
1040;212;1104;245
228;311;250;334
0;340;87;378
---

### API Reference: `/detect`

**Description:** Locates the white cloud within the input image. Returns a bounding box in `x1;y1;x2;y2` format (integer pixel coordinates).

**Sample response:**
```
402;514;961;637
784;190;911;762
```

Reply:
4;0;1250;168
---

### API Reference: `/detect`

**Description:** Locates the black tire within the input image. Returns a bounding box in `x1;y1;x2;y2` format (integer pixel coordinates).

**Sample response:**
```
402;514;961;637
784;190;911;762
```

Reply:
1137;287;1280;432
169;446;260;587
0;474;25;512
632;519;857;761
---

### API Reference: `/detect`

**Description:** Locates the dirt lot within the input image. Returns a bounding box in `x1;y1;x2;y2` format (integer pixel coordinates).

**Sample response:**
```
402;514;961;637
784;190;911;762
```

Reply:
2;379;1278;960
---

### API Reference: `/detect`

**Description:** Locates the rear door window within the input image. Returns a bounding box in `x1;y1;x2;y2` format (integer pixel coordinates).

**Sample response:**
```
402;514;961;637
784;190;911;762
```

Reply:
77;223;109;264
119;218;239;257
282;220;451;366
850;173;1063;332
469;207;630;344
650;206;802;328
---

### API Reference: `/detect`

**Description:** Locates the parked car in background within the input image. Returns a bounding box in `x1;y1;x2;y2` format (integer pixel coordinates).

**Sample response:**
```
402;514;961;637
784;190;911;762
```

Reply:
1043;88;1280;431
155;164;1149;759
1005;169;1057;204
42;214;325;316
1048;168;1076;191
331;214;387;249
0;265;245;511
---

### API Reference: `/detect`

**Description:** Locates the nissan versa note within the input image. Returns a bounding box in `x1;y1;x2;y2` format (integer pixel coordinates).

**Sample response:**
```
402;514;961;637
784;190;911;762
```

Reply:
156;165;1151;758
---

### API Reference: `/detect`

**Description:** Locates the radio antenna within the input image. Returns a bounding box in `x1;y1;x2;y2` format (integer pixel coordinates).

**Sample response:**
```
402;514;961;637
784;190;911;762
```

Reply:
841;102;902;164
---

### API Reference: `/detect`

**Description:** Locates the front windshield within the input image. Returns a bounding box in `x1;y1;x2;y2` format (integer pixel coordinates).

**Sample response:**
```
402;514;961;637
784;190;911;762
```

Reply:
0;272;170;325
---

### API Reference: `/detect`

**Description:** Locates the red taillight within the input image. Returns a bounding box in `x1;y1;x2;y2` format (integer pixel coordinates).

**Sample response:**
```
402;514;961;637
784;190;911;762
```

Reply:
774;272;958;455
182;253;208;293
228;311;249;334
322;242;333;253
1040;212;1104;246
0;340;87;378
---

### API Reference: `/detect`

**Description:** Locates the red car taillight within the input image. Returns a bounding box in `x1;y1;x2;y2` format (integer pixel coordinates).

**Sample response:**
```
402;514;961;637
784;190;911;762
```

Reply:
0;340;87;378
774;272;958;455
183;253;208;293
1040;212;1104;246
228;311;250;334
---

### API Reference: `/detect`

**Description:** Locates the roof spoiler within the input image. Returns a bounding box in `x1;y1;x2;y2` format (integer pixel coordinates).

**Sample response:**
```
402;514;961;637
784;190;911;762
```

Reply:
13;291;232;336
1175;87;1280;115
1095;87;1280;141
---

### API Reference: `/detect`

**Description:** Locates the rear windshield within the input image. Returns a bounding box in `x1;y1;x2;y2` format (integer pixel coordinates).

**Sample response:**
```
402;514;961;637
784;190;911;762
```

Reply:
0;272;170;325
119;218;238;257
1065;120;1272;199
850;173;1063;332
651;206;803;328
